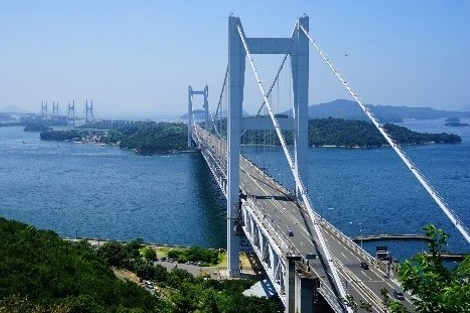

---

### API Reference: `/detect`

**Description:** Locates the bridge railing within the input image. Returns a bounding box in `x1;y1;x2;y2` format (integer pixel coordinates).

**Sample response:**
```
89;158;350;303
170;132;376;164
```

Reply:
319;217;388;274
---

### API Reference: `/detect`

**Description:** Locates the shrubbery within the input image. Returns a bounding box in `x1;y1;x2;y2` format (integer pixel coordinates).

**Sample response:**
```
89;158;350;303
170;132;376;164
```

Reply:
167;246;220;265
0;218;162;312
0;218;279;312
96;241;279;312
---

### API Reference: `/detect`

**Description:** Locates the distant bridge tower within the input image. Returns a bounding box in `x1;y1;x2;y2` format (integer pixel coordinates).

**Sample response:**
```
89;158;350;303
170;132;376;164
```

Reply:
68;101;75;126
52;101;59;117
41;101;48;118
85;100;94;123
187;85;209;147
226;16;309;278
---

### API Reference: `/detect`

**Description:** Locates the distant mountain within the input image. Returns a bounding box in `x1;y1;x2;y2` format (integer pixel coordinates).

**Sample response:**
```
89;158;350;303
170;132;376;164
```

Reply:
306;99;367;121
295;99;470;122
180;109;206;120
182;99;470;123
0;105;27;113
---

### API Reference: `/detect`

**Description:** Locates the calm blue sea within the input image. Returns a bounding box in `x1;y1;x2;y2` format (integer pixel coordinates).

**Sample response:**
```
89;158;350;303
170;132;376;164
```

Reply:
0;118;468;261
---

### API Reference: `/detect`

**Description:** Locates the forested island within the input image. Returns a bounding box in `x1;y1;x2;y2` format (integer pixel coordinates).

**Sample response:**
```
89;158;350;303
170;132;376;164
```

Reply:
40;122;188;154
445;117;470;127
240;118;461;147
23;123;52;132
38;118;461;155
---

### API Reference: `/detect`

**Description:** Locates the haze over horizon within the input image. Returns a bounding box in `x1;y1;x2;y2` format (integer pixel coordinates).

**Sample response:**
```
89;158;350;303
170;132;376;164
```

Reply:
1;1;469;118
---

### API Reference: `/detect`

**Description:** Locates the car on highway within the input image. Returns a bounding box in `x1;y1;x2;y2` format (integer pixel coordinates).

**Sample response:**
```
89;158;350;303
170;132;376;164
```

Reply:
393;289;405;300
287;229;294;236
360;261;369;270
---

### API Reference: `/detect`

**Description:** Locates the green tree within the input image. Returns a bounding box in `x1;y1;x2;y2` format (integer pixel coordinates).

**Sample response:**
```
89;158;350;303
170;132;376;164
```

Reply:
170;282;203;313
142;247;157;261
167;269;194;289
154;264;169;284
97;241;129;267
397;224;470;313
0;218;167;312
126;238;144;259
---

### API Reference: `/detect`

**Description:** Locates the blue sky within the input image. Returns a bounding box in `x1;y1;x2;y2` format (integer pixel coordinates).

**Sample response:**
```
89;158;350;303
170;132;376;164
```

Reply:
1;1;469;118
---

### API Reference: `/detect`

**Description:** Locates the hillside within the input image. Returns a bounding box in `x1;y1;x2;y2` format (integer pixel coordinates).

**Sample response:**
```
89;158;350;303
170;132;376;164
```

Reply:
0;217;162;312
0;217;278;313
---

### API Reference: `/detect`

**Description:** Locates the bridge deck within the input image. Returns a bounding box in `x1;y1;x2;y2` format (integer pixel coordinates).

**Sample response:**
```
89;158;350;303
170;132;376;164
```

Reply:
193;125;415;312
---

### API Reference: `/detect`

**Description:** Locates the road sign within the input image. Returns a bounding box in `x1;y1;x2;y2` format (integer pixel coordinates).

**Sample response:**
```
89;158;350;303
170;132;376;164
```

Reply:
306;253;317;260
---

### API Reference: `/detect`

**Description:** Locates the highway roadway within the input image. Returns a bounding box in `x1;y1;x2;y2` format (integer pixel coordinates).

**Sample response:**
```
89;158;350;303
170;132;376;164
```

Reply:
194;125;415;312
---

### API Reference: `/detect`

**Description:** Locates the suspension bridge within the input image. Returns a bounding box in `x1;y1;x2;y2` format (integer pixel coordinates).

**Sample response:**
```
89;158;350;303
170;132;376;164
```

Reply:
188;15;469;313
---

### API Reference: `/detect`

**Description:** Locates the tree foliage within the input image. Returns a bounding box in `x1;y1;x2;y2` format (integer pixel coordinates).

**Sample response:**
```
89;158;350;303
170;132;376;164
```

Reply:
97;241;279;312
24;123;52;132
143;247;157;261
102;122;188;154
39;119;461;154
0;217;163;312
40;130;85;141
396;224;470;313
167;246;220;265
238;117;461;148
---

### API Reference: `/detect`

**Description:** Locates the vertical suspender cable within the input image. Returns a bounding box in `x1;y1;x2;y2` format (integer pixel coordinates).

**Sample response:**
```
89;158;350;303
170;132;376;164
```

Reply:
212;66;229;138
241;54;289;139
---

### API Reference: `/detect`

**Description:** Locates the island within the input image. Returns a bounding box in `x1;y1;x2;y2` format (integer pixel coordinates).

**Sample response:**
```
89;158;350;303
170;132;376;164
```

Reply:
445;117;469;127
241;117;462;148
38;118;462;155
23;123;52;132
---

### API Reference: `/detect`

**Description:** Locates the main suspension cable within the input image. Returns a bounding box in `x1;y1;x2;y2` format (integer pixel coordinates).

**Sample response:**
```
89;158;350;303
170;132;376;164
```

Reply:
299;24;470;244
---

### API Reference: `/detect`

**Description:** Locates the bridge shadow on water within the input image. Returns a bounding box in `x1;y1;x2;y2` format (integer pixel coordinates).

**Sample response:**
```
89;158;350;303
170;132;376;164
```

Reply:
190;152;226;248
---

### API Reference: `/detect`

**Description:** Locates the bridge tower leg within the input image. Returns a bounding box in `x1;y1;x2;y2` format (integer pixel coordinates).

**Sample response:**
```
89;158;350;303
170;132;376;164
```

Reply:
291;16;309;199
203;85;209;130
85;100;94;123
188;86;193;147
227;16;246;277
52;101;59;117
